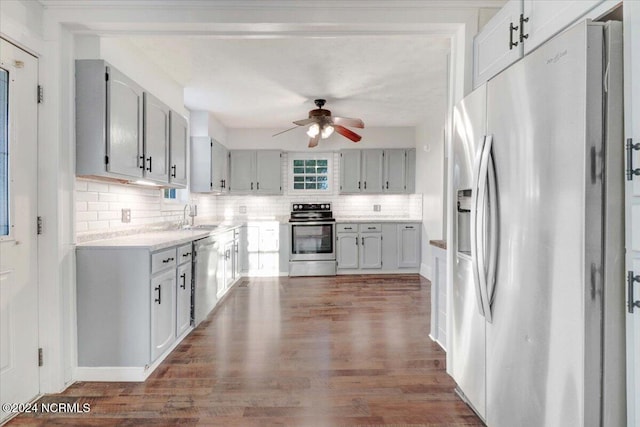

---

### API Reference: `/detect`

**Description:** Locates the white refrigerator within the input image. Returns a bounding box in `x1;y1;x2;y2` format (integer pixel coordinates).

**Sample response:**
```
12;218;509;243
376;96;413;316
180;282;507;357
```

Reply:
450;20;626;426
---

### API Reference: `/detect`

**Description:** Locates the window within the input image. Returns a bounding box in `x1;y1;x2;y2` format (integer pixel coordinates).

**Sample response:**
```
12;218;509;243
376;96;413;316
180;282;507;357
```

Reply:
161;187;189;211
0;69;8;236
289;153;332;193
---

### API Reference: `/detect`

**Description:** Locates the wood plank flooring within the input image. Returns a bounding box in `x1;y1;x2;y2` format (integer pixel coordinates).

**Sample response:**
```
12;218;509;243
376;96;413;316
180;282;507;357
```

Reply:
8;275;483;426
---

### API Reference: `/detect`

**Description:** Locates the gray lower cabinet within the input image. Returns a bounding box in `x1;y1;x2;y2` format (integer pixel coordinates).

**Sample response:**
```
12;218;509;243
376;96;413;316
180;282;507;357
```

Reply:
176;244;192;337
337;224;382;270
229;150;282;194
77;244;193;369
397;224;420;268
337;222;421;272
150;269;176;361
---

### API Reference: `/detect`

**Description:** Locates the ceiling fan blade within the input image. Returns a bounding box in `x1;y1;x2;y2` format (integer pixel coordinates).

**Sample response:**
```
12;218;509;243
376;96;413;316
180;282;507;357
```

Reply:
334;125;362;142
293;118;317;126
272;126;299;137
308;134;320;148
331;116;364;129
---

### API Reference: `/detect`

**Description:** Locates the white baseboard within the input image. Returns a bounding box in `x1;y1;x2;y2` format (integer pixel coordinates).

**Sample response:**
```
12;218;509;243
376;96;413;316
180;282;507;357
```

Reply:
74;327;193;382
420;262;432;280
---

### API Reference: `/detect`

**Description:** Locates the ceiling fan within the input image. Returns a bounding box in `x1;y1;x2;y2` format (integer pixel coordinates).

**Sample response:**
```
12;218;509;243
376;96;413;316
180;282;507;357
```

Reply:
274;99;365;148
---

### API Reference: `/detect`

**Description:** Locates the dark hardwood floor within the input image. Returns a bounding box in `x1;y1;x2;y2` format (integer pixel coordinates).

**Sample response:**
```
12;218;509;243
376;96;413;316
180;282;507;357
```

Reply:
9;275;483;426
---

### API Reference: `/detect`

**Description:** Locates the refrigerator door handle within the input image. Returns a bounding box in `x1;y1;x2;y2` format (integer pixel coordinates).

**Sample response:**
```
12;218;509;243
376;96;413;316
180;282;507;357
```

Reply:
485;136;498;319
476;135;494;323
471;136;488;318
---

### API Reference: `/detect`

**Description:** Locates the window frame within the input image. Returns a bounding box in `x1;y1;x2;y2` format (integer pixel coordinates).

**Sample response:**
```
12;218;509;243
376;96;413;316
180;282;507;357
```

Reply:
0;66;13;241
287;152;333;195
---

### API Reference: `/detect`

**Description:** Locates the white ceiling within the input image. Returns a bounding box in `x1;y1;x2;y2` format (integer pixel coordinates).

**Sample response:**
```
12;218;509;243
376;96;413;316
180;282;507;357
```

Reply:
127;35;451;128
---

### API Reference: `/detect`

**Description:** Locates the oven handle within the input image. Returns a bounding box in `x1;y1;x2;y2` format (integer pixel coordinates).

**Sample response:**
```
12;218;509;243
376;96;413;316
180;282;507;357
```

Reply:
289;221;336;226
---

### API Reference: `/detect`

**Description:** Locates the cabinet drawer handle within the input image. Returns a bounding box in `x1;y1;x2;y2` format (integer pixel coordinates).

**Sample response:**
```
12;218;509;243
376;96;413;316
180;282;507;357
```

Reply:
509;22;519;50
162;257;174;263
146;156;152;172
180;273;186;289
182;252;191;257
154;284;161;304
171;164;177;178
344;227;352;230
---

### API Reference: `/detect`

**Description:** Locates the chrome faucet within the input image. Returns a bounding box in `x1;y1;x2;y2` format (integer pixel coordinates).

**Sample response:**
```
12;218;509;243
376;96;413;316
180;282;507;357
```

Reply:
183;204;192;227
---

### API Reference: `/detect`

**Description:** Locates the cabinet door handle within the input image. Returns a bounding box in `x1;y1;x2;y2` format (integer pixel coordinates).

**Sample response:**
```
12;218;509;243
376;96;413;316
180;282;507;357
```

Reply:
225;249;231;260
257;182;260;190
171;164;177;178
519;14;529;43
361;237;364;245
364;181;367;190
251;182;254;191
221;179;225;188
358;181;361;190
139;155;145;170
154;284;161;304
146;156;153;172
180;273;186;289
386;181;389;189
355;237;358;246
509;22;519;50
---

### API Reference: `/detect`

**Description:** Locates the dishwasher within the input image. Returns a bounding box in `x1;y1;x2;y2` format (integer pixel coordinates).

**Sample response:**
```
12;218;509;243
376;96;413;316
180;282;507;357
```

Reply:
192;235;219;327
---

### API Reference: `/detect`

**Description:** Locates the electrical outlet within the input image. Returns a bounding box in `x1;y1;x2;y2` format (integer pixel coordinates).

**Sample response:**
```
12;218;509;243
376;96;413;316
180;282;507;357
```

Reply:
121;208;131;223
373;204;381;212
239;205;247;214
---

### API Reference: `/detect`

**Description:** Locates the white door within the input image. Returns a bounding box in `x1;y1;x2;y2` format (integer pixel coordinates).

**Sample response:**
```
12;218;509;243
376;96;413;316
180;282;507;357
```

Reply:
0;39;39;422
625;3;640;426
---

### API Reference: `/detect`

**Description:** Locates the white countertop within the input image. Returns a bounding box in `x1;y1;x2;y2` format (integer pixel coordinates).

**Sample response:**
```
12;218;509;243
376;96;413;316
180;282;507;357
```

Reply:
76;223;243;251
334;218;422;223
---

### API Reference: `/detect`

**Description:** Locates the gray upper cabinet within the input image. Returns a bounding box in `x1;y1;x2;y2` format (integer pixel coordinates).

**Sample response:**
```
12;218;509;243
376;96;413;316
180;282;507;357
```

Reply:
255;150;282;194
339;150;361;193
229;150;255;193
229;150;282;194
340;149;415;194
76;60;144;180
211;140;228;192
169;111;188;188
473;0;523;90
143;92;170;184
384;149;407;193
189;137;229;193
473;0;605;88
361;149;384;193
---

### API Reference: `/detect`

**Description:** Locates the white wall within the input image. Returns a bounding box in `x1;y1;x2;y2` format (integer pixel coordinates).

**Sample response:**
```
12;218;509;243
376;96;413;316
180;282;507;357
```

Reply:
190;110;228;144
226;126;415;151
75;36;188;117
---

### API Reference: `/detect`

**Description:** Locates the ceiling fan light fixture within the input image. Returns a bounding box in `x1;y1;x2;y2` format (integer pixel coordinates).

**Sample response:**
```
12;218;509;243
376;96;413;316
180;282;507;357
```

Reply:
321;124;334;139
306;123;320;137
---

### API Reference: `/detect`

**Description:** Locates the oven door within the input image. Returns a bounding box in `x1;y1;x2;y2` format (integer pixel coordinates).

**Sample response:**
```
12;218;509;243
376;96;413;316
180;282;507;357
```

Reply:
289;222;335;261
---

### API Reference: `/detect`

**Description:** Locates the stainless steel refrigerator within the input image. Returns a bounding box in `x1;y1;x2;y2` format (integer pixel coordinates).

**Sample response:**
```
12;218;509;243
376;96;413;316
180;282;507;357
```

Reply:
450;20;626;426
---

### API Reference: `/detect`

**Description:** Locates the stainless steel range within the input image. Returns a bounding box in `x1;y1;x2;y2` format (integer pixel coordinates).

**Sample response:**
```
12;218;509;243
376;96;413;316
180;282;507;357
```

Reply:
289;203;336;277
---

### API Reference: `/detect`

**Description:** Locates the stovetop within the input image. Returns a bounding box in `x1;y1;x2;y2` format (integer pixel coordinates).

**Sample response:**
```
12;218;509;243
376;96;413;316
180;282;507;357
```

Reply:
289;203;334;223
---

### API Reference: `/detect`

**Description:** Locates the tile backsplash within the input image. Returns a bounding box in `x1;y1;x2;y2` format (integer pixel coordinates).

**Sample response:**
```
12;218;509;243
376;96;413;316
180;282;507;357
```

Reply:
75;152;422;237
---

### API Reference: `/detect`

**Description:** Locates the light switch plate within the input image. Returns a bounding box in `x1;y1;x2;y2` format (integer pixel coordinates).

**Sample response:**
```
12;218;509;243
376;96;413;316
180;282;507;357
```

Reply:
121;208;131;223
373;204;381;212
239;205;247;214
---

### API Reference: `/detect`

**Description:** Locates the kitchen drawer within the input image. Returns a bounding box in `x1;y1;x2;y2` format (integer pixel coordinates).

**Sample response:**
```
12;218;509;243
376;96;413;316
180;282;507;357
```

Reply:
177;243;193;265
151;248;177;274
337;224;358;233
359;224;381;233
